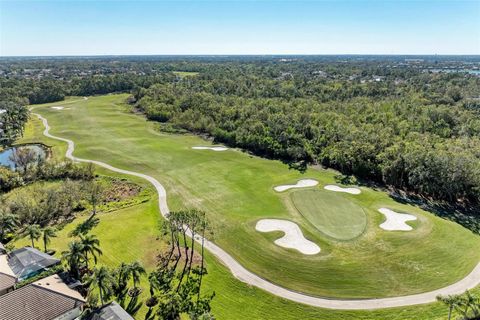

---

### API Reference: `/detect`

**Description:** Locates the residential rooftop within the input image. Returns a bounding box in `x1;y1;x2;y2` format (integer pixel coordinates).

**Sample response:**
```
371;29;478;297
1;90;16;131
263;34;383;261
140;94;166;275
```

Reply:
87;301;134;320
0;274;85;320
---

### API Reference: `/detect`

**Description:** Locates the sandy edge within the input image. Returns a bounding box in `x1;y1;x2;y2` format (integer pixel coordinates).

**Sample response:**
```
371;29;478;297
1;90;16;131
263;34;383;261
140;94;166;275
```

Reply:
378;208;417;231
324;185;361;195
274;179;319;192
256;219;320;255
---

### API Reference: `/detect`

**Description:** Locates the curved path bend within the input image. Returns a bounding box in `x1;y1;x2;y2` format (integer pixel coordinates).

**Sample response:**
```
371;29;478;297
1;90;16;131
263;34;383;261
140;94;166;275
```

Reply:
33;112;480;310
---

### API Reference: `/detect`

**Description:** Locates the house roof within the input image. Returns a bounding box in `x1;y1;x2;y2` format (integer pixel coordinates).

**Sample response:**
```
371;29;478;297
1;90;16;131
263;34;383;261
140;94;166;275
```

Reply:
0;254;15;277
88;301;134;320
8;247;60;280
0;274;85;320
0;272;16;292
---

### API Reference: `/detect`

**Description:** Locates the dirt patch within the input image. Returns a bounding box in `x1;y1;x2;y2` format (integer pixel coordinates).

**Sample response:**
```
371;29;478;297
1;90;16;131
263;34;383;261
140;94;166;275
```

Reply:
102;179;142;203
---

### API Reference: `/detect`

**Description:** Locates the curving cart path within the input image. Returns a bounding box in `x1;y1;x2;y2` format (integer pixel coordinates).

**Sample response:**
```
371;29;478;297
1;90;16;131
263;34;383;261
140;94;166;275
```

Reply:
33;111;480;310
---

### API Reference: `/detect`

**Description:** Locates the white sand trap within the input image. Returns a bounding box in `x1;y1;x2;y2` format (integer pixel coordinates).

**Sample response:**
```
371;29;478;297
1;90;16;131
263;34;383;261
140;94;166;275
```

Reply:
274;179;318;192
324;185;361;195
192;146;228;151
378;208;417;231
83;97;88;100
51;106;65;110
256;219;320;255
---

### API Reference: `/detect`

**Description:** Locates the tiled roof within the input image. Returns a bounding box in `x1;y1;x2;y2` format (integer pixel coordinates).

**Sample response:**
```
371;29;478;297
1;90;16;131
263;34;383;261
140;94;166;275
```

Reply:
0;272;15;292
0;274;85;320
88;301;134;320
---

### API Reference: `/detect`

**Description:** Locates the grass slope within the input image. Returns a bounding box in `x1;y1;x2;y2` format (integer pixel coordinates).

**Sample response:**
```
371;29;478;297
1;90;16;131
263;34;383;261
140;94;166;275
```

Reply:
22;95;480;300
291;189;367;240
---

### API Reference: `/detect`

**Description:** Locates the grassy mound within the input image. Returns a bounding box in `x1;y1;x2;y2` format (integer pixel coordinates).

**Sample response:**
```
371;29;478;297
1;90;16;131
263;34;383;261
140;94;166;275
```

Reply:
291;189;367;240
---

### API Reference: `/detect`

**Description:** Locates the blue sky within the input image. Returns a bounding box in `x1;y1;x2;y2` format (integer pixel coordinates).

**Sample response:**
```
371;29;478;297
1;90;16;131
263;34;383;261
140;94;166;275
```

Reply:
0;0;479;56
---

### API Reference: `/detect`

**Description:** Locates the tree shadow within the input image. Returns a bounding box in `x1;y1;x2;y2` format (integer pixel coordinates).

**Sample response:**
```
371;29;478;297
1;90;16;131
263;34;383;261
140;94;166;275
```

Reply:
389;190;480;235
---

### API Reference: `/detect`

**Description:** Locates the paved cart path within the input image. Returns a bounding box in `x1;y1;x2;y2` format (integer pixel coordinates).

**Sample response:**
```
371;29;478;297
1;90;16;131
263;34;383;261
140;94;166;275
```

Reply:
33;111;480;310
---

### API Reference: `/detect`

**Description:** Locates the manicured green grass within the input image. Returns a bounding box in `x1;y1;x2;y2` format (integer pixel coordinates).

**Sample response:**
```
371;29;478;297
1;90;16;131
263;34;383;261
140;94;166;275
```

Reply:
12;186;473;320
290;189;367;240
24;95;480;301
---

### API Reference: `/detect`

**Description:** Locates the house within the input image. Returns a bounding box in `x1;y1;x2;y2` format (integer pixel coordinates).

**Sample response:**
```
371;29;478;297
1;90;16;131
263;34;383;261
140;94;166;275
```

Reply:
7;247;60;280
87;301;134;320
0;274;85;320
0;246;61;296
0;253;16;295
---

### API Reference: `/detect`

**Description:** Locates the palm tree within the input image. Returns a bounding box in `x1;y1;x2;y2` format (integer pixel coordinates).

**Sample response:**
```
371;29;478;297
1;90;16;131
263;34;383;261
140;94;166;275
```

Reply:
0;212;18;242
79;234;102;269
61;240;85;279
112;262;130;300
437;294;461;320
127;261;146;290
24;224;41;248
42;227;57;252
84;266;113;305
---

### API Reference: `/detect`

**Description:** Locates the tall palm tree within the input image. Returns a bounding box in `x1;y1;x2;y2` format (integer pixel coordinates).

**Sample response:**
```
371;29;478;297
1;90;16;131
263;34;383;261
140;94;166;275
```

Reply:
112;262;130;300
24;224;41;248
42;227;57;252
437;294;461;320
0;212;18;242
127;261;146;290
79;234;102;269
84;266;113;305
61;240;85;279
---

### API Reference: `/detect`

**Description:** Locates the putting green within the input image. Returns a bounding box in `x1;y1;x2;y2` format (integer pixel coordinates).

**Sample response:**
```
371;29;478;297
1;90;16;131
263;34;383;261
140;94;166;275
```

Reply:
24;94;480;300
291;189;366;240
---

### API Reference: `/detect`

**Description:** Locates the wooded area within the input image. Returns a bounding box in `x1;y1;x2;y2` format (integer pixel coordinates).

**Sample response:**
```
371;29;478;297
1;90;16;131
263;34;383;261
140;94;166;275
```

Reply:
1;56;479;205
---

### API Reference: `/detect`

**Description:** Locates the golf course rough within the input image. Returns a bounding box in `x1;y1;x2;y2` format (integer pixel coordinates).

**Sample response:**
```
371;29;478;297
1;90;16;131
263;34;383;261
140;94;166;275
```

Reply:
29;94;480;301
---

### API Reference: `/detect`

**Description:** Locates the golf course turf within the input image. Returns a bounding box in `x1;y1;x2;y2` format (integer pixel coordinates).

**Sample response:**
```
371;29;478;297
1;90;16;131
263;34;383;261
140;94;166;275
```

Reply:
290;189;367;240
14;94;480;319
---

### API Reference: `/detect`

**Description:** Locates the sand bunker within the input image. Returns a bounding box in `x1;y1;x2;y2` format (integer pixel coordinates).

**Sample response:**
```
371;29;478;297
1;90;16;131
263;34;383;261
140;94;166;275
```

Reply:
256;219;320;255
274;179;319;192
192;146;229;151
51;106;65;110
324;185;361;195
378;208;417;231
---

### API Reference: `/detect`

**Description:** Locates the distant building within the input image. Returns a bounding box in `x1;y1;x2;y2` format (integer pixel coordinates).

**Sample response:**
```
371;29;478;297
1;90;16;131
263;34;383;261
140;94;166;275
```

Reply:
0;274;85;320
87;301;134;320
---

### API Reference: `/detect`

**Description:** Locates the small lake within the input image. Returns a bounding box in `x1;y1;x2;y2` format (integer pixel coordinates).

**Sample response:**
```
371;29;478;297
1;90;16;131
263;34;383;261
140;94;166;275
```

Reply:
0;144;47;170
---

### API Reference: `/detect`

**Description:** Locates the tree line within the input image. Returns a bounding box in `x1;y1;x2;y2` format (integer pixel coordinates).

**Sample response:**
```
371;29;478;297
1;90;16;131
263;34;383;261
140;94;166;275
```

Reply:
133;64;480;205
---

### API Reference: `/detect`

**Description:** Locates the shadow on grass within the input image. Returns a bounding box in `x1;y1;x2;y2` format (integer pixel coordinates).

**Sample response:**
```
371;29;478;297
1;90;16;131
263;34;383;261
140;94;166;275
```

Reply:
389;191;480;235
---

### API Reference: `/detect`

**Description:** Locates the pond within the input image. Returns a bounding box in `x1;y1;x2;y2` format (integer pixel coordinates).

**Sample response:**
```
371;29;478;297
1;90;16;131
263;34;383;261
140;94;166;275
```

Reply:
0;144;47;170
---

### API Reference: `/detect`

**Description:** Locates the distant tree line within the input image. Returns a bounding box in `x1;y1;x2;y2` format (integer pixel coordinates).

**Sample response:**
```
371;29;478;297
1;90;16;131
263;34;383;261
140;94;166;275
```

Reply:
2;57;480;205
133;65;480;205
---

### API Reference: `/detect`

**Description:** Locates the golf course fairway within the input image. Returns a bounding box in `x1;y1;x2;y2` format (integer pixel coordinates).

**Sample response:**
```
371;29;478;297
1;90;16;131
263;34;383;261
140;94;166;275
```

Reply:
22;94;480;319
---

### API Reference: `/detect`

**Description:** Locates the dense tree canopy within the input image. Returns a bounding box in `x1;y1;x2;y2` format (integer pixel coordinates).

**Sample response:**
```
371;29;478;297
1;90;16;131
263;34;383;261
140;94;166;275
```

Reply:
1;55;479;204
